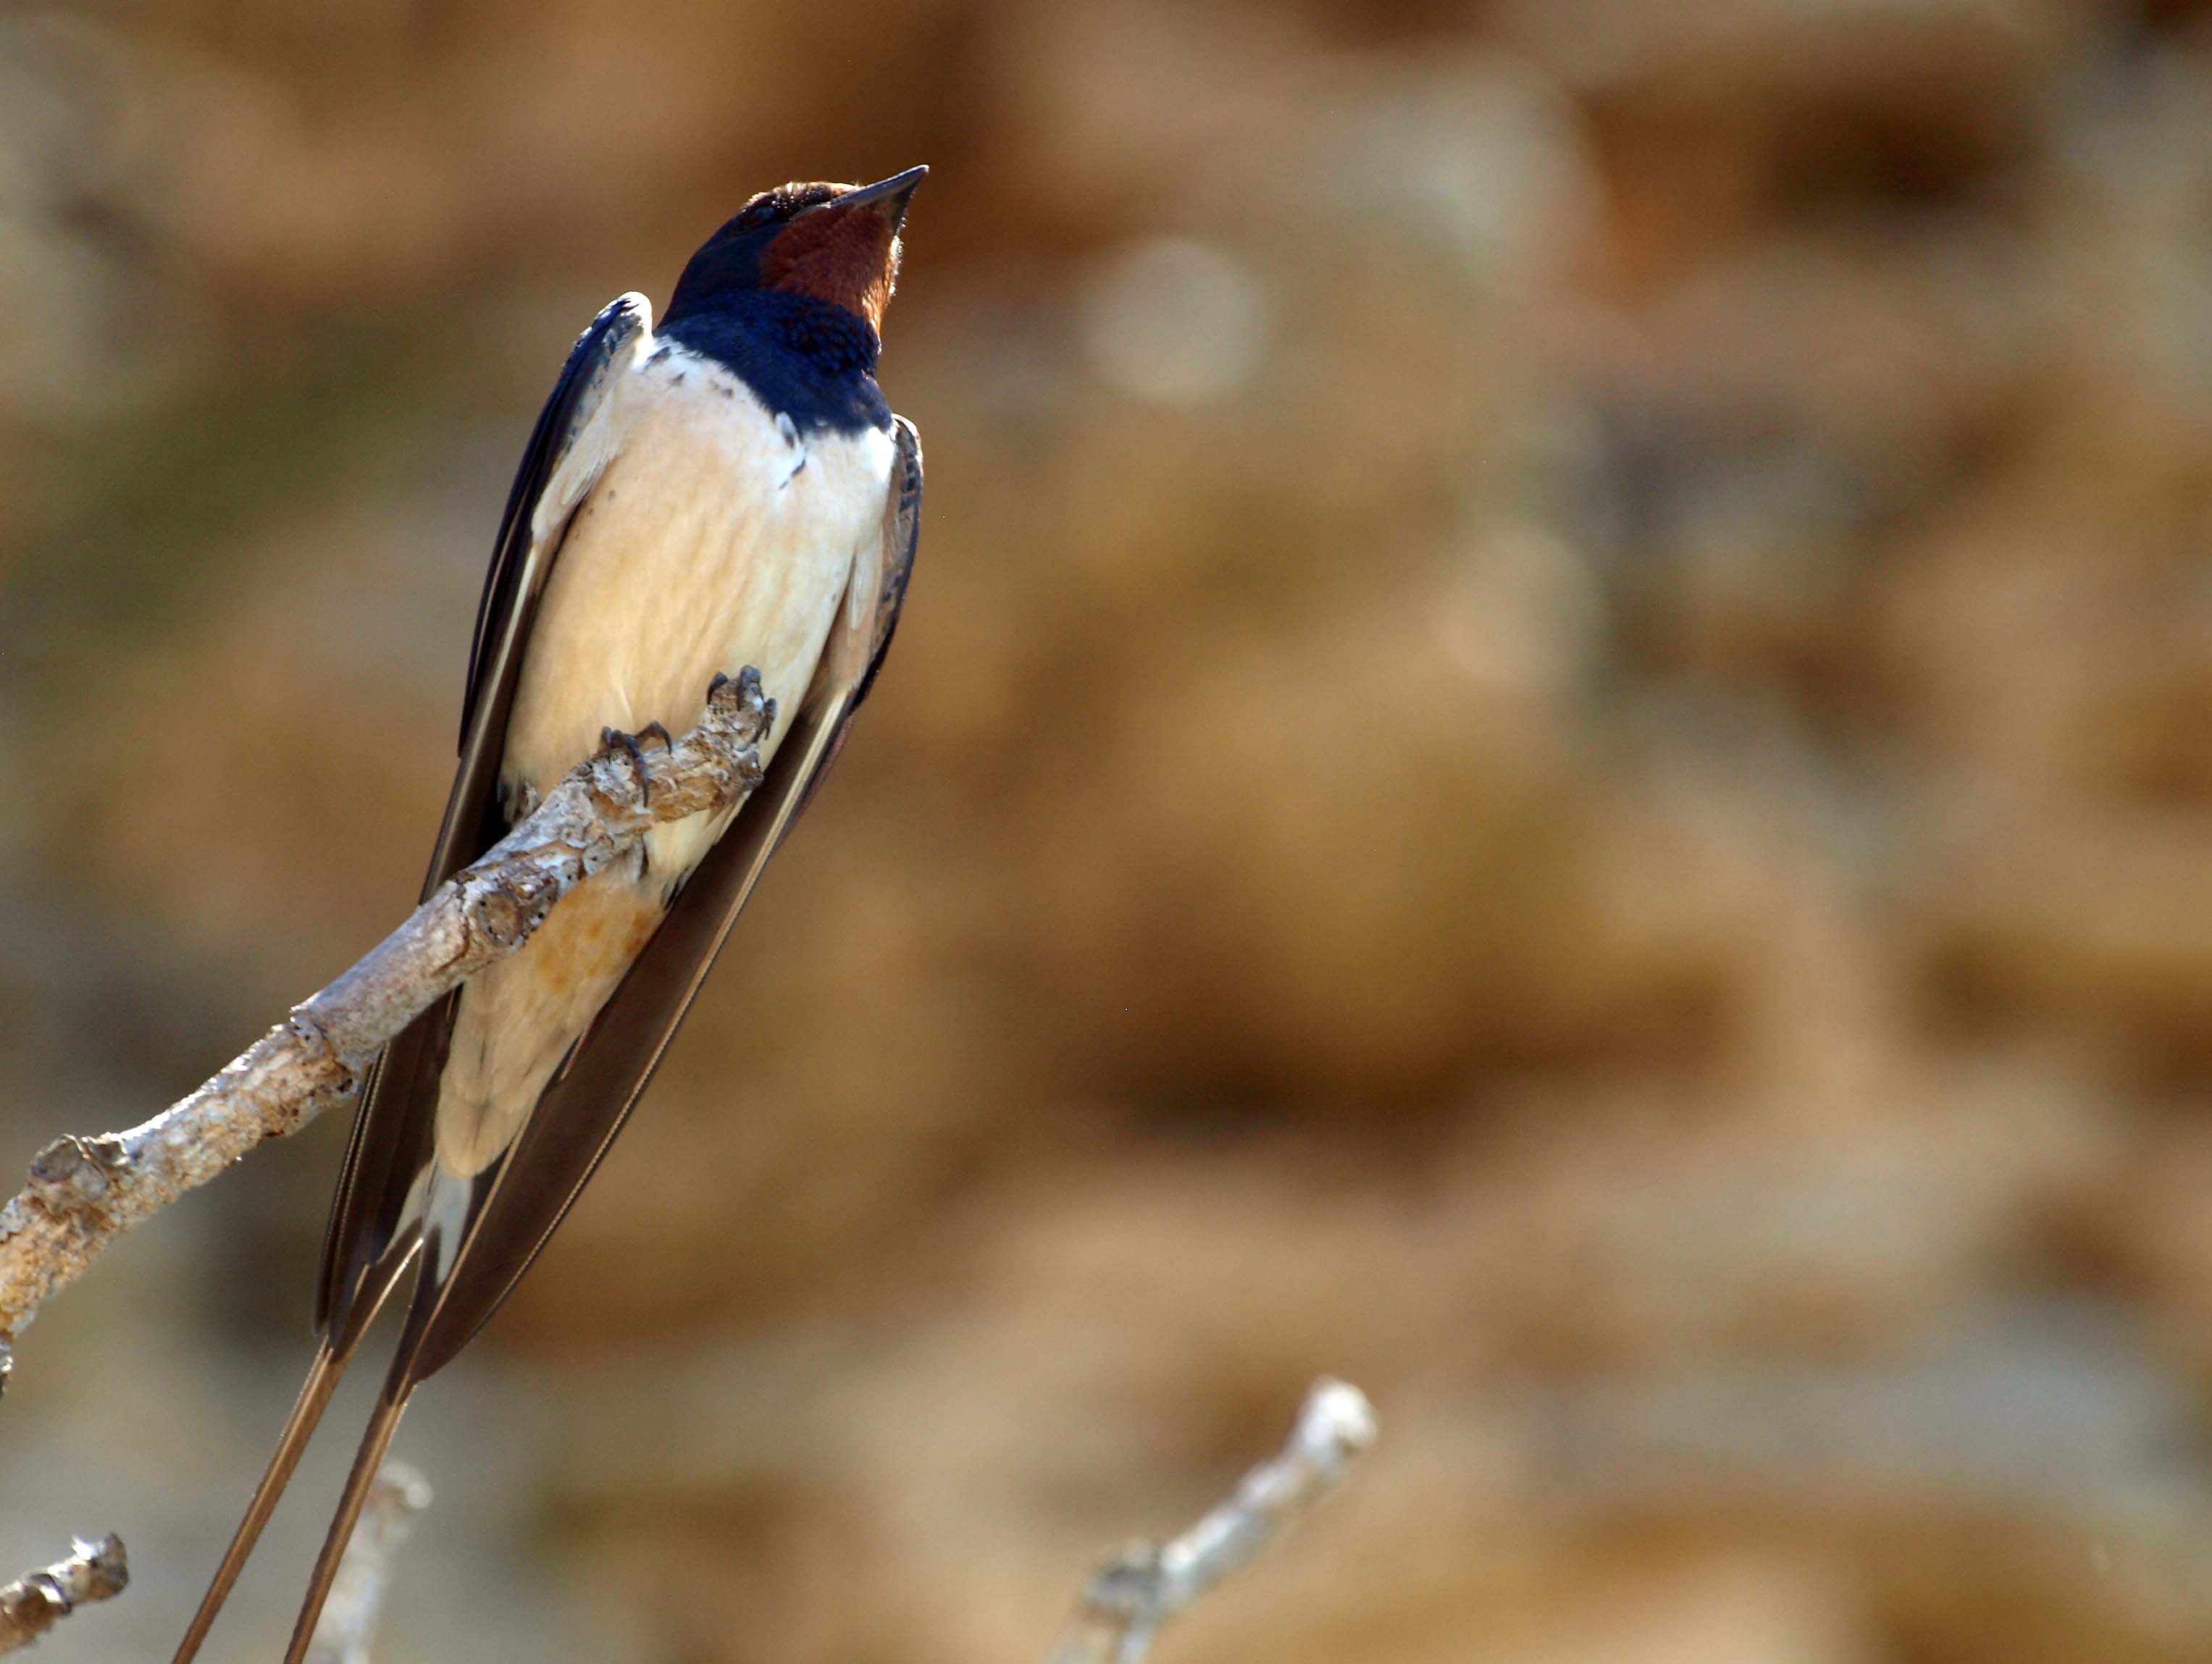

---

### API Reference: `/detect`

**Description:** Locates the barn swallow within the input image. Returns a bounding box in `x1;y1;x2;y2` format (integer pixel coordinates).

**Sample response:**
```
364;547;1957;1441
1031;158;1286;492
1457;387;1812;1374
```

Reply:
172;166;926;1664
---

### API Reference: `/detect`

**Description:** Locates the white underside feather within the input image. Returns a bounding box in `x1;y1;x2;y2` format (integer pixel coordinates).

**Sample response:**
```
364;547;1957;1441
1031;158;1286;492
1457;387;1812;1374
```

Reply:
432;340;893;1178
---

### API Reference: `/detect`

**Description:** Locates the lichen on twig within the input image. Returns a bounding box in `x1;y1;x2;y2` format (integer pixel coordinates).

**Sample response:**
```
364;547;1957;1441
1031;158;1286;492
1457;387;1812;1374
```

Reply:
1049;1378;1379;1664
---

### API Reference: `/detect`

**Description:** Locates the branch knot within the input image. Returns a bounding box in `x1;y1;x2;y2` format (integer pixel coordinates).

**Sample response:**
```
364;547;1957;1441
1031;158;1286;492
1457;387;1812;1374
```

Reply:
1081;1542;1168;1621
25;1138;122;1217
278;1010;361;1119
465;873;555;949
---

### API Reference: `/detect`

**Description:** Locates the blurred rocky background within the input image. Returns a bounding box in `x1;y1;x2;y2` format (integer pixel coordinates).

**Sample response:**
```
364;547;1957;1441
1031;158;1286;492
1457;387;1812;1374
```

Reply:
3;0;2212;1659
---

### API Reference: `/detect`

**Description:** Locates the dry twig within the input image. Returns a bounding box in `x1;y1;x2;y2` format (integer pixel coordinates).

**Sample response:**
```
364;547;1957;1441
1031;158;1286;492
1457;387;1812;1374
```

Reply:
0;1534;127;1654
1049;1378;1378;1664
305;1461;432;1664
0;670;775;1380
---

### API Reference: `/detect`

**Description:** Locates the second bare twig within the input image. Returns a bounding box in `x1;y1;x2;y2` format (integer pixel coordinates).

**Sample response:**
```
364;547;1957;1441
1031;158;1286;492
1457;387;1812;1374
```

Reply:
1049;1378;1379;1664
305;1461;432;1664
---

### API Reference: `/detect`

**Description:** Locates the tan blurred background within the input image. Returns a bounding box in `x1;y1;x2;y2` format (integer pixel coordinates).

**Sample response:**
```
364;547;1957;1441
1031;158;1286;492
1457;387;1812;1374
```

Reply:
4;0;2212;1659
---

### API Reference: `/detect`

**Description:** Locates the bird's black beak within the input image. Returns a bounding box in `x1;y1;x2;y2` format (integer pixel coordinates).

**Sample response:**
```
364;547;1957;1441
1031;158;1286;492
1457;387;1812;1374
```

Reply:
829;165;929;230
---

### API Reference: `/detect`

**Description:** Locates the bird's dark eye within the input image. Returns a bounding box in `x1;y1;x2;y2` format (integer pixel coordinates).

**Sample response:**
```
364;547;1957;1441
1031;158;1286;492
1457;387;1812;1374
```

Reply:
734;181;848;232
734;195;786;232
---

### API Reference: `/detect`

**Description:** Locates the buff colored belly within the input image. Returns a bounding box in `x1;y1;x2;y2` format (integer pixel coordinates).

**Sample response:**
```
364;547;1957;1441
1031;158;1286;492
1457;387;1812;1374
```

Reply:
434;350;890;1177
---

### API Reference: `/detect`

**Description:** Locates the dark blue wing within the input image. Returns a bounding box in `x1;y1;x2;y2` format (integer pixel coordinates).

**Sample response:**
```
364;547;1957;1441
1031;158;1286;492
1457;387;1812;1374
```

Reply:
313;293;650;1342
401;415;924;1378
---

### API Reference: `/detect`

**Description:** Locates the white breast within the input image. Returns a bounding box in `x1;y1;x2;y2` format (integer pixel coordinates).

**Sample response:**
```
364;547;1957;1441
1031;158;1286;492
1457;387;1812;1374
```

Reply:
432;337;894;1177
504;340;894;881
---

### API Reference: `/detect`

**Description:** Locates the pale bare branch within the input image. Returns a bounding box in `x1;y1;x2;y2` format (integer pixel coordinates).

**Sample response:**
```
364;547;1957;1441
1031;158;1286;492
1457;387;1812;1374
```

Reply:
0;669;776;1378
1049;1378;1378;1664
0;1534;127;1654
305;1461;432;1664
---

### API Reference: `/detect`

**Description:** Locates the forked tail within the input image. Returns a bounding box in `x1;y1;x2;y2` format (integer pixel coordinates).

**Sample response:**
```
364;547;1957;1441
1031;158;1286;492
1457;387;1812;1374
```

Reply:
277;1379;416;1664
175;1237;419;1664
171;1340;352;1664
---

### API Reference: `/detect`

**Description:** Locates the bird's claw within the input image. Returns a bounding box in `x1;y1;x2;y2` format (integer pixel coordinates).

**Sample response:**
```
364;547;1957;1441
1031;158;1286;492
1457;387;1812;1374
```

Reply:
600;725;655;804
708;665;764;706
707;667;774;741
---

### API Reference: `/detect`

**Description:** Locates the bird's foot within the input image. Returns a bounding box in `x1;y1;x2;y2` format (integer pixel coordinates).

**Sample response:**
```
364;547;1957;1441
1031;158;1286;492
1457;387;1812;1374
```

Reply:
600;725;659;805
707;668;752;703
707;668;775;739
